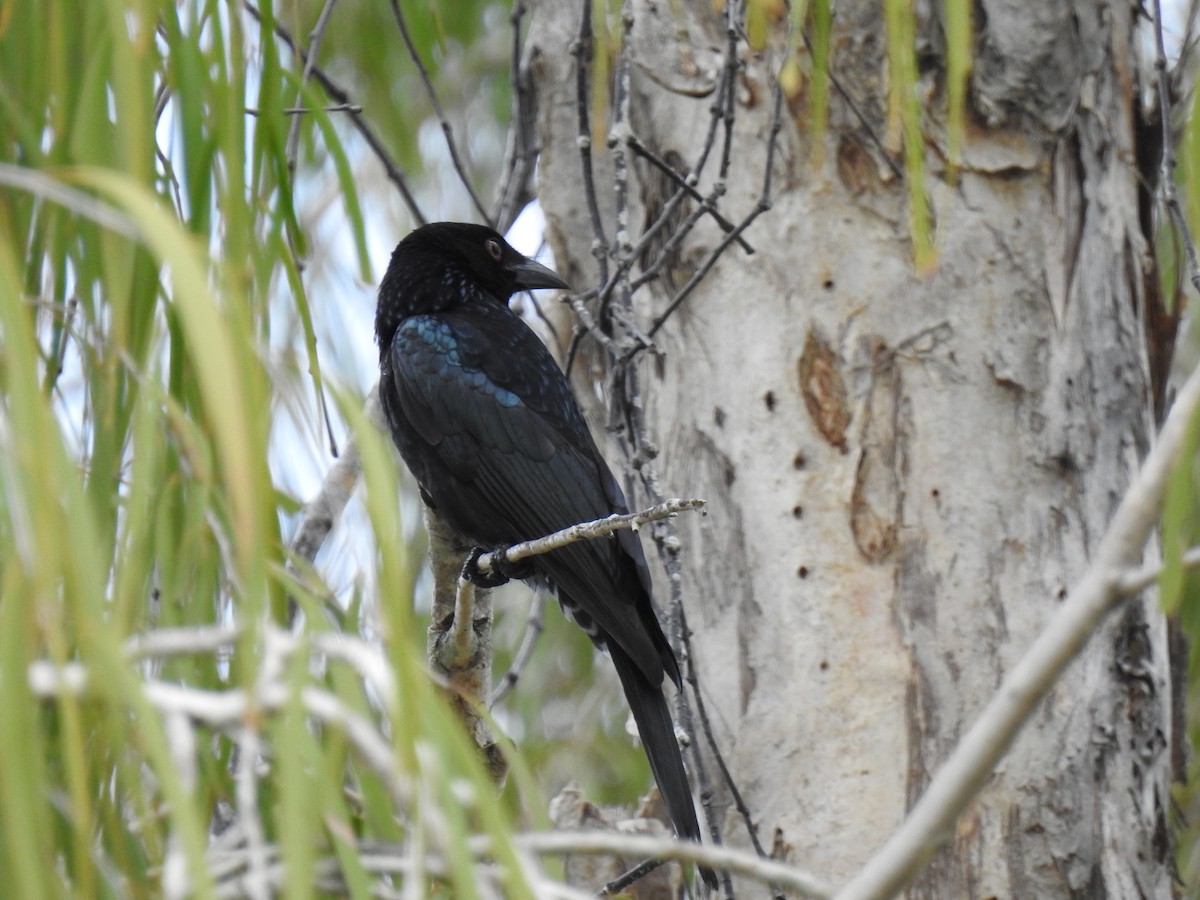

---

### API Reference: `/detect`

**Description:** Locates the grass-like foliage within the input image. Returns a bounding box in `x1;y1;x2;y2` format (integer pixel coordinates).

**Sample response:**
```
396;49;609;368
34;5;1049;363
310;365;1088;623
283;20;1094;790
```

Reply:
0;2;543;897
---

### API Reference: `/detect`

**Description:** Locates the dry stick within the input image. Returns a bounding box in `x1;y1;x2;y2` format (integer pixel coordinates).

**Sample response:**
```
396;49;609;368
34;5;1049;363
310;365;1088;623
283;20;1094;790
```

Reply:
488;590;545;706
604;20;729;889
386;0;492;227
834;340;1200;898
679;604;784;900
572;0;610;283
492;0;538;234
1152;0;1200;293
279;0;341;459
285;0;339;173
626;136;755;254
565;11;742;367
659;521;731;899
563;180;695;374
281;103;361;115
245;1;426;224
716;0;741;183
489;830;833;898
599;857;668;896
622;46;790;900
285;388;381;626
593;28;740;331
646;71;783;341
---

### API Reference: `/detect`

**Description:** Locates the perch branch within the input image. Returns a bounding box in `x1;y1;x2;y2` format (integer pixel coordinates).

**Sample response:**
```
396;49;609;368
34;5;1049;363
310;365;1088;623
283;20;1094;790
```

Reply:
470;498;706;578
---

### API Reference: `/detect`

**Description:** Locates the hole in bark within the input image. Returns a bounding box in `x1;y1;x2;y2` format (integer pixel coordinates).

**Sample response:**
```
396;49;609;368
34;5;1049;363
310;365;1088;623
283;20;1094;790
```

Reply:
792;505;803;519
1057;587;1068;600
797;565;809;578
931;488;940;498
819;659;829;670
764;390;777;411
823;278;835;290
793;452;807;469
713;406;726;427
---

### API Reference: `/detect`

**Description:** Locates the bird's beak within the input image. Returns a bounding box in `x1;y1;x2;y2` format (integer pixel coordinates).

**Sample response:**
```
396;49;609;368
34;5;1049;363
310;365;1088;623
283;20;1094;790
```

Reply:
511;256;569;291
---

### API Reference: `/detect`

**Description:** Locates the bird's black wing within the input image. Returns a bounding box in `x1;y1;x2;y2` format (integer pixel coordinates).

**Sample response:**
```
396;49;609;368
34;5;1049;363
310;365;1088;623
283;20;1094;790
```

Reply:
384;304;667;684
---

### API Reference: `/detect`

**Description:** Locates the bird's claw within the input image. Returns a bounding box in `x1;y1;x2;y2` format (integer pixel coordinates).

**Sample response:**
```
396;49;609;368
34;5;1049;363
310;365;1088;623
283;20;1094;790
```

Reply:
461;547;533;587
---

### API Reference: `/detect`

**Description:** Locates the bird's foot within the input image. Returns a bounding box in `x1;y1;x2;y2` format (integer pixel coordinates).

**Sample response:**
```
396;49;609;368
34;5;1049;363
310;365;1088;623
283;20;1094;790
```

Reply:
461;547;534;588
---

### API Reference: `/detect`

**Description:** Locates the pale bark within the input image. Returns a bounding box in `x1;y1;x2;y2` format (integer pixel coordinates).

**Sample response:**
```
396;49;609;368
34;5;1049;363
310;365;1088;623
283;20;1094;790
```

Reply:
530;0;1174;896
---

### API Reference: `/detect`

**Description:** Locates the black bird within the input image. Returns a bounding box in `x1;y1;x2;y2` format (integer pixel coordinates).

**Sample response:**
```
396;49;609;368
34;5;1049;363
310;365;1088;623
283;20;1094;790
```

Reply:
375;222;715;888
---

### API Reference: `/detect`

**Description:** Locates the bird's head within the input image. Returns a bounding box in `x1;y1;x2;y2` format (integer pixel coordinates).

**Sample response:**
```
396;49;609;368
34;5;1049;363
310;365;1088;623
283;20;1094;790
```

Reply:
376;222;568;348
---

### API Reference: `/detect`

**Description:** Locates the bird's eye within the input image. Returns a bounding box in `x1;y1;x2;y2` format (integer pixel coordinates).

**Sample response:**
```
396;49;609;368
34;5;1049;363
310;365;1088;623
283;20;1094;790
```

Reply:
485;239;503;262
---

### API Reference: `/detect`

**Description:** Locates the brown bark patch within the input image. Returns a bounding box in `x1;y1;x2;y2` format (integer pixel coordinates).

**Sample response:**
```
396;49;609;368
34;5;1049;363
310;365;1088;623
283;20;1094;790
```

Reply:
798;326;851;453
849;337;901;562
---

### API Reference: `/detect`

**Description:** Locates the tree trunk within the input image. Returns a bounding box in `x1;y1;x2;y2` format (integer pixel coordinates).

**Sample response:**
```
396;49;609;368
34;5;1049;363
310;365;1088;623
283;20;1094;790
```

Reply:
530;0;1174;895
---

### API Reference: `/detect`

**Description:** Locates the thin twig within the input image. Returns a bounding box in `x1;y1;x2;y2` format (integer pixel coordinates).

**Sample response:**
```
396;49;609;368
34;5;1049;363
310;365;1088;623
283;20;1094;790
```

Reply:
572;0;610;282
644;212;762;340
285;388;382;624
245;1;426;224
28;647;413;806
645;62;784;340
717;0;741;183
488;830;833;898
681;613;765;860
492;0;539;233
387;0;492;226
627;136;755;254
598;856;666;895
489;591;546;706
1152;0;1200;292
285;0;339;173
246;103;363;116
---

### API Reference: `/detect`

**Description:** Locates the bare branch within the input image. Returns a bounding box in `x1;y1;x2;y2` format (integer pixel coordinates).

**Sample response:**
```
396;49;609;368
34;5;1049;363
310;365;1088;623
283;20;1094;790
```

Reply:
245;1;426;224
489;591;546;706
645;63;783;341
285;0;339;174
491;830;833;898
284;387;382;624
386;0;491;226
492;0;539;234
626;135;754;254
572;0;610;282
1152;0;1200;293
